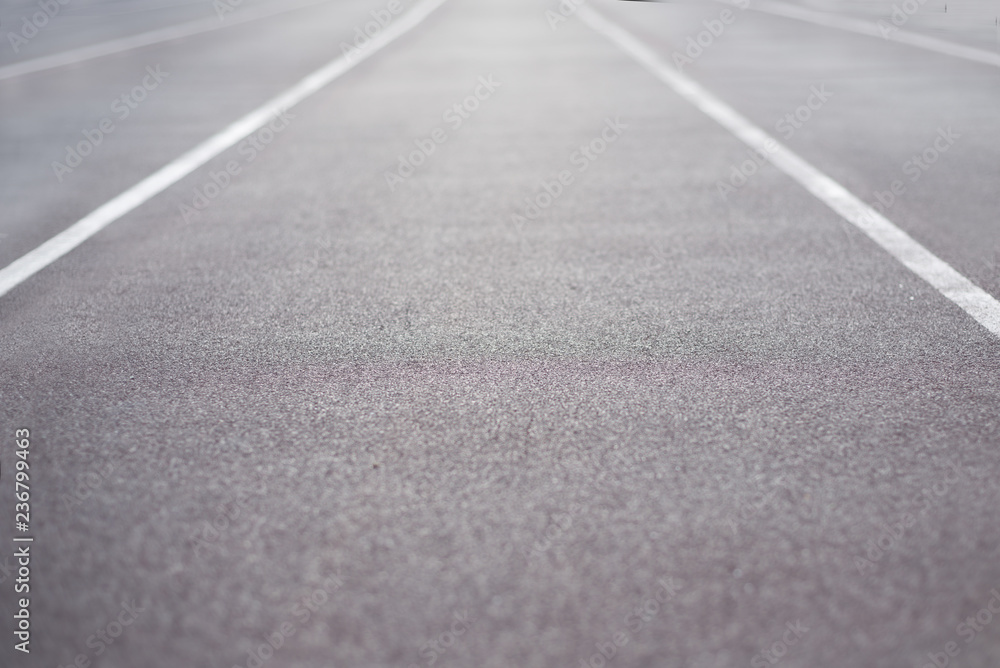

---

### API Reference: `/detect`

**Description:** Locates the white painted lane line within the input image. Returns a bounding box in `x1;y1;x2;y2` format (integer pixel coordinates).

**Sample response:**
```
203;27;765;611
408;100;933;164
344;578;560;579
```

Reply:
0;0;447;300
717;0;1000;69
578;4;1000;339
0;0;336;82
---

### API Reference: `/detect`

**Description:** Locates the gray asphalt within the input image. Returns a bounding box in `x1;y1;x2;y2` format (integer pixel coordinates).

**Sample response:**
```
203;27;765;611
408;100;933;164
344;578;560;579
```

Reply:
2;0;1000;667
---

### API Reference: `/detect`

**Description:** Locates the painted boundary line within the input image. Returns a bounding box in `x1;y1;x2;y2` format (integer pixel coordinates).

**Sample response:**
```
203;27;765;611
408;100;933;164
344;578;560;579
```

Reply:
0;0;338;82
579;4;1000;338
717;0;1000;69
0;0;447;299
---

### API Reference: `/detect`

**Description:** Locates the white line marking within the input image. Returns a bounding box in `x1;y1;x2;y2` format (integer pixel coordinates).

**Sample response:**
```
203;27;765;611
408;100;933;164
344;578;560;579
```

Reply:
0;0;447;299
717;0;1000;69
0;0;337;82
578;4;1000;339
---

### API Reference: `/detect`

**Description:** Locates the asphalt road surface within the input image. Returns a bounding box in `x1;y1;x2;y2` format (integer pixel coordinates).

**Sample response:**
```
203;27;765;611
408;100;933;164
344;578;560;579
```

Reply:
2;0;1000;667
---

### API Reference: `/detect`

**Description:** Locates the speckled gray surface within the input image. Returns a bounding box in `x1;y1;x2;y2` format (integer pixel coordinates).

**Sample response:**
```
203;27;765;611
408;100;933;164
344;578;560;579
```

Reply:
1;0;999;667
